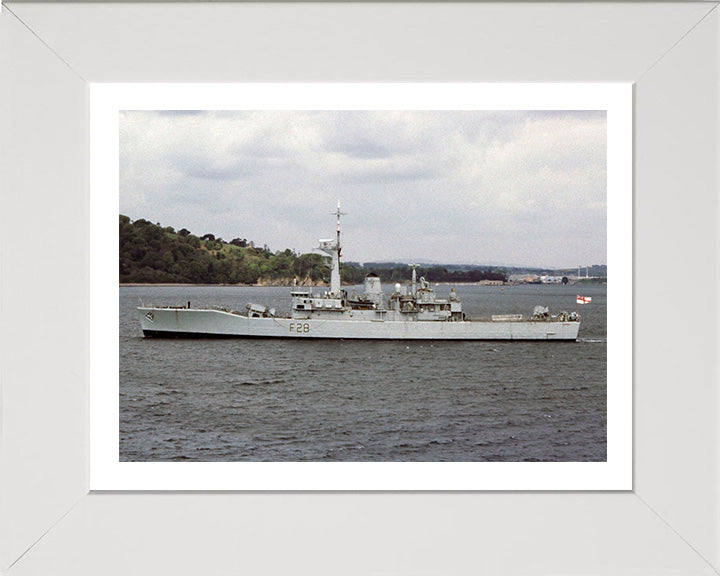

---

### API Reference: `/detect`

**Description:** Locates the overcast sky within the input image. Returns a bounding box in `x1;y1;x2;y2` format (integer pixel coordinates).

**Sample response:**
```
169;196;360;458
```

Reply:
120;110;606;268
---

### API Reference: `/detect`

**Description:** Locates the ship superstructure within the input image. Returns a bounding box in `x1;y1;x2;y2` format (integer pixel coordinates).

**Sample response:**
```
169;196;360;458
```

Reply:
139;204;580;340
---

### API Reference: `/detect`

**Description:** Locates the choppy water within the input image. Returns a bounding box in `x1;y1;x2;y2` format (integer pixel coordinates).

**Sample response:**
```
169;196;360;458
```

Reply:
120;283;606;462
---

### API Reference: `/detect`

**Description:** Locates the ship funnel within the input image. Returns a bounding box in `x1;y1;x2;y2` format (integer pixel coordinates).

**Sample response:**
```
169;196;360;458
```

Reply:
364;273;383;306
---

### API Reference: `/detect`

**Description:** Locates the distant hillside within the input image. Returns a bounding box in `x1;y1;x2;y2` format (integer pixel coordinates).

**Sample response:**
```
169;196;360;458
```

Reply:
119;216;509;285
119;215;325;285
343;264;506;285
352;262;607;281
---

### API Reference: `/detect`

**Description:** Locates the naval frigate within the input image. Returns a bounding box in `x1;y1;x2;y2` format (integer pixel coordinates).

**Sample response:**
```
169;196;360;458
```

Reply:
138;204;580;340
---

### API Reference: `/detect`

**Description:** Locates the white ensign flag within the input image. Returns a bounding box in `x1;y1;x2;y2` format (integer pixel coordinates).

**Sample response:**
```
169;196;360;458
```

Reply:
576;295;592;305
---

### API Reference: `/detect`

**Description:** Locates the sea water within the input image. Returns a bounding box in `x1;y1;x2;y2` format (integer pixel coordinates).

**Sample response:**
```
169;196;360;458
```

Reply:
119;283;607;462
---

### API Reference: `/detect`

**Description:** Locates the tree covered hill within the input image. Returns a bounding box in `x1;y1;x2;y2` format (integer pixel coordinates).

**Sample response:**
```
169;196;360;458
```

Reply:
119;215;326;285
119;215;508;285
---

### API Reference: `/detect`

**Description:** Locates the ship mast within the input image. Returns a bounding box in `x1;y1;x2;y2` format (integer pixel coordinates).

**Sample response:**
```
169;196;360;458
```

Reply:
332;201;344;295
335;200;342;256
409;263;418;297
318;201;345;296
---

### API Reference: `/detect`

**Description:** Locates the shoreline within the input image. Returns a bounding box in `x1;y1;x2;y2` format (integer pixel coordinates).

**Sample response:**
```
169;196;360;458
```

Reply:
120;280;605;288
121;282;299;288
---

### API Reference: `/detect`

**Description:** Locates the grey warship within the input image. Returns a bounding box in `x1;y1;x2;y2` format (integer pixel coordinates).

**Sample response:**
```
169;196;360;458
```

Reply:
138;204;580;340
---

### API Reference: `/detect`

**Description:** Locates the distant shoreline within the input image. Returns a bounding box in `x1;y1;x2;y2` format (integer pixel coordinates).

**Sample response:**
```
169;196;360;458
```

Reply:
120;280;605;288
121;283;277;287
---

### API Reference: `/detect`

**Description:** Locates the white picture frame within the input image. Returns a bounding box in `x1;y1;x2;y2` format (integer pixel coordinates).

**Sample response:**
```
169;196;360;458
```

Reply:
92;82;631;491
2;2;718;574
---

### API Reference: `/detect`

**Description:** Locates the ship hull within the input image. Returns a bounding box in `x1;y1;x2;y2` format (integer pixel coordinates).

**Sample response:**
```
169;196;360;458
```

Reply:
139;307;580;341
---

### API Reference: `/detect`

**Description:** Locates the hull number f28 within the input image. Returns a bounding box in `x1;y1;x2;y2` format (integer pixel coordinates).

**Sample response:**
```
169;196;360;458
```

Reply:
289;322;310;334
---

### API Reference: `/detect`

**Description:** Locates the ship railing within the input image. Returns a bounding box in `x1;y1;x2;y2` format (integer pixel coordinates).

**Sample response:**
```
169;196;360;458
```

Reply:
491;314;524;322
211;305;243;315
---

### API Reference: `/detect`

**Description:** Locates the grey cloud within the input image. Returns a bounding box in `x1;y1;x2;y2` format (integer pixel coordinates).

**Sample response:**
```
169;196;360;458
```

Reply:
152;110;205;117
120;109;608;268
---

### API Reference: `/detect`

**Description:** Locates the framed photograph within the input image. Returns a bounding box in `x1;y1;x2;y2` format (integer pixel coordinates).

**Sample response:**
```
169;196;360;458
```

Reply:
2;2;718;574
91;82;631;491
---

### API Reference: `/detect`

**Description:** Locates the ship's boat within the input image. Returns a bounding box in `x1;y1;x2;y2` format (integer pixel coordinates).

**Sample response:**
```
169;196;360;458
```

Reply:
138;205;580;340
